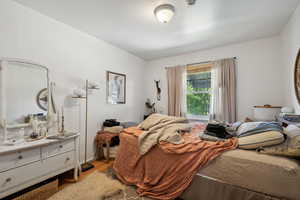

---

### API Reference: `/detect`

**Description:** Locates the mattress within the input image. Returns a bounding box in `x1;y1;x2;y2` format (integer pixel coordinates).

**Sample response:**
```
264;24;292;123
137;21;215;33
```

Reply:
198;149;300;200
181;174;281;200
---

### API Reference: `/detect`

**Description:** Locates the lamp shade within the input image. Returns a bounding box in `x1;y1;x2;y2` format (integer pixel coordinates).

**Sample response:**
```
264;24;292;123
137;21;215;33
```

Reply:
154;4;175;23
73;88;85;97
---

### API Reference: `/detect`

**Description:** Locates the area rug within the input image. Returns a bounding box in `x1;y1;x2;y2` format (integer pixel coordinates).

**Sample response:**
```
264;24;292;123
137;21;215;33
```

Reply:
47;169;152;200
102;167;153;200
104;186;153;200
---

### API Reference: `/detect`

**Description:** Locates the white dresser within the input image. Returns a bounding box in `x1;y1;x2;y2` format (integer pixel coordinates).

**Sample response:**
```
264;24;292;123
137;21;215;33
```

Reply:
0;134;80;199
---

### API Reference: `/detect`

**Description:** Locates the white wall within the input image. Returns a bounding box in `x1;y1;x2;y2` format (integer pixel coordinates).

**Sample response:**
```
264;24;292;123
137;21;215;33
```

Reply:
0;0;146;162
281;4;300;113
145;36;284;120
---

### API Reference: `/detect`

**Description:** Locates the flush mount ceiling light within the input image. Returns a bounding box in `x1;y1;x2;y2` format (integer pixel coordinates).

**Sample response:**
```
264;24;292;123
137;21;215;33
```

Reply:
154;4;175;23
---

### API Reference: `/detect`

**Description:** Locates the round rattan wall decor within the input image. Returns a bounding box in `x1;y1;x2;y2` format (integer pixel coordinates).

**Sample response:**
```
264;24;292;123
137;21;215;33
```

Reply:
294;49;300;104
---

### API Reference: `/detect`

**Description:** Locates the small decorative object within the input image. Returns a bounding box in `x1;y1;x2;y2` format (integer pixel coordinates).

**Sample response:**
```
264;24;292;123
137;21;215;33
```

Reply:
107;71;126;104
29;132;39;139
36;88;48;111
154;80;161;101
145;98;156;114
29;117;43;139
36;83;57;113
1;119;8;143
30;117;39;134
281;107;294;114
294;49;300;104
40;126;47;137
30;116;46;138
57;106;66;136
24;115;32;123
47;82;57;135
49;82;57;114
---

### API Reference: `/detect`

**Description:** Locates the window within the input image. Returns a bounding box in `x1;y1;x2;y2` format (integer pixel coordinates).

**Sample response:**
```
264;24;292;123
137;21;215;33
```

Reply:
186;63;212;120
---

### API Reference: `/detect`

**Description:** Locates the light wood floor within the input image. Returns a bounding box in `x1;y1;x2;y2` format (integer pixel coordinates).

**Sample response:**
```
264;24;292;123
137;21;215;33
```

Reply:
59;160;114;190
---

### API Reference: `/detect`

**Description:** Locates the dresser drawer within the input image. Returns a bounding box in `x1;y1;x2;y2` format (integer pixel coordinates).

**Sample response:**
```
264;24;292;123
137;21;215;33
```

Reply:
42;139;74;158
0;148;41;172
0;151;74;194
0;160;44;192
44;151;74;174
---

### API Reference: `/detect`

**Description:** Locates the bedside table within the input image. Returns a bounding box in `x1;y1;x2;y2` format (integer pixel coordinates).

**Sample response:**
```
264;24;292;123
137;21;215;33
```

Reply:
95;131;119;162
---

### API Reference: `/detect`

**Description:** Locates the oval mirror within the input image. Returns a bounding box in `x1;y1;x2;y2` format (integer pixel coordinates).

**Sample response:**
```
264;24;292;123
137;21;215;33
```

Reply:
0;59;49;126
294;49;300;104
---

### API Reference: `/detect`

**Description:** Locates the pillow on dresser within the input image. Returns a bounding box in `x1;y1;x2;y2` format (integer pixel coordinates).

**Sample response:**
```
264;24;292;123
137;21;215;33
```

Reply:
259;125;300;157
238;131;285;150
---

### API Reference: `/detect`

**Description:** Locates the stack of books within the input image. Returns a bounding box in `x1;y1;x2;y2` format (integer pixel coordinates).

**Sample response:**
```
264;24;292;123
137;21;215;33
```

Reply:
282;114;300;122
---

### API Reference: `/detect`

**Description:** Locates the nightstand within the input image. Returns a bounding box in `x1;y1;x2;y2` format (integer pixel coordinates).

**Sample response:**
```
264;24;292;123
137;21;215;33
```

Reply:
95;131;119;162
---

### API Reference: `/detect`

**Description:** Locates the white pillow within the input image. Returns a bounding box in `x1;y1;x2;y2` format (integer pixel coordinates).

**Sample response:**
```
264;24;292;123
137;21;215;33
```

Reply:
285;125;300;137
238;131;284;150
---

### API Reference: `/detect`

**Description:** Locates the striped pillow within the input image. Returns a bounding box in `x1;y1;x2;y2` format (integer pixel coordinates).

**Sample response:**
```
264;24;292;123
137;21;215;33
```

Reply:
238;131;284;150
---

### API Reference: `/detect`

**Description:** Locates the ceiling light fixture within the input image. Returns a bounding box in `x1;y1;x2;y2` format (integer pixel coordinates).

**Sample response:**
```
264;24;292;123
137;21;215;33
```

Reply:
154;4;175;23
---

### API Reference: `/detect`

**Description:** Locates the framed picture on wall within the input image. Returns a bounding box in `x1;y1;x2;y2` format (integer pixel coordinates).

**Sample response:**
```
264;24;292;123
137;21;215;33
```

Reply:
106;71;126;104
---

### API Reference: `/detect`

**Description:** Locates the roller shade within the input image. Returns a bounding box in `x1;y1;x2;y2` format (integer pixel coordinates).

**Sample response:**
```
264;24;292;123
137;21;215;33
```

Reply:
187;63;212;74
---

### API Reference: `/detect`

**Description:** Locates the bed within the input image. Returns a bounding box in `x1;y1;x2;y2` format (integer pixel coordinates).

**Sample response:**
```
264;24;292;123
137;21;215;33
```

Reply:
113;125;300;200
182;149;300;200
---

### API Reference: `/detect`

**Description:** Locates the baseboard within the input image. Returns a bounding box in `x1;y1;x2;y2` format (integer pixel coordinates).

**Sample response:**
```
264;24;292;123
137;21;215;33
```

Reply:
79;156;95;165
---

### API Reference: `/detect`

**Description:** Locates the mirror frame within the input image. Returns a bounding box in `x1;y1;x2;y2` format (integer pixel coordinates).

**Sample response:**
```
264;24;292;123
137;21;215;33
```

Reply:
0;58;49;128
294;49;300;104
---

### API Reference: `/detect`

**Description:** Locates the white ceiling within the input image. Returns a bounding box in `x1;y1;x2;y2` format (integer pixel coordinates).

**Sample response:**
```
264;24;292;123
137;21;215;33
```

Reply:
14;0;300;60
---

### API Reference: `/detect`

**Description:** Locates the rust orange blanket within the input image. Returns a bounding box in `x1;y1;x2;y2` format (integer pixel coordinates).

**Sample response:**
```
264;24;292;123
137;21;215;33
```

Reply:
113;125;238;200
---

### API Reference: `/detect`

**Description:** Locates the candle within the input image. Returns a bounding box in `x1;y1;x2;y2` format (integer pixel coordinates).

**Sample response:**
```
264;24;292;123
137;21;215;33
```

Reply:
61;106;65;134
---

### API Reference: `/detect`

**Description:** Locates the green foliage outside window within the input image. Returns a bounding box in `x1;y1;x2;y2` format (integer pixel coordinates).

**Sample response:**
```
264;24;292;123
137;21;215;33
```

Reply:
187;83;211;116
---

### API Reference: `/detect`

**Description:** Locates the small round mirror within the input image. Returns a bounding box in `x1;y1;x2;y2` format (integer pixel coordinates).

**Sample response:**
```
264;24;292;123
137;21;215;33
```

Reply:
36;88;48;111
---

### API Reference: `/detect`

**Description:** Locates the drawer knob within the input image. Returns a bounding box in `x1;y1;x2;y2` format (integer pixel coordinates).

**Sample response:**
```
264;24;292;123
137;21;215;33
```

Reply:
6;178;11;182
18;155;23;159
66;157;70;161
59;145;63;148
